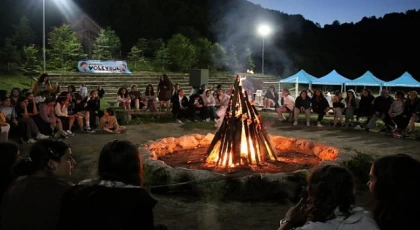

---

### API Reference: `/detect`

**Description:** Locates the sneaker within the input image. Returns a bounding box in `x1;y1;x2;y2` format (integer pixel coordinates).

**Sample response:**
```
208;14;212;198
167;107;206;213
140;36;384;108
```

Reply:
27;139;36;144
84;127;96;133
176;119;183;124
36;133;50;140
306;122;310;127
293;121;298;126
205;118;210;122
354;125;362;130
65;130;74;136
317;123;323;127
392;131;402;138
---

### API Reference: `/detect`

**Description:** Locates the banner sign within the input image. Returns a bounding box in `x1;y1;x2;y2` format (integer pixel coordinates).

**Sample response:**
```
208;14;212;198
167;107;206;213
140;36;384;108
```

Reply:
78;60;132;74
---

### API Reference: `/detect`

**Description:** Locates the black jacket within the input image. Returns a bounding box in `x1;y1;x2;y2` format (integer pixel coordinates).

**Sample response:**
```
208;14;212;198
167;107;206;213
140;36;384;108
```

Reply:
171;94;189;114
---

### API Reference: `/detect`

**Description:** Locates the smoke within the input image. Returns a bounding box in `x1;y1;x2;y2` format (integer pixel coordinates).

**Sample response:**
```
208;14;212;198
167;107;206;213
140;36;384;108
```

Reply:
209;0;303;76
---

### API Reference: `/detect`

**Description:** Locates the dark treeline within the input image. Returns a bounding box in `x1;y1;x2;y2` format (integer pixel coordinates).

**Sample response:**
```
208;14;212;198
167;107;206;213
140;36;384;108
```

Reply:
1;0;419;80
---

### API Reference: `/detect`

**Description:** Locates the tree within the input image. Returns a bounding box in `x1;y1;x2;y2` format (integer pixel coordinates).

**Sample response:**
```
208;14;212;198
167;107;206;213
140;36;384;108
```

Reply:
135;38;148;57
243;47;255;71
128;45;143;69
154;43;170;71
146;39;165;57
194;38;213;69
23;45;40;72
226;45;239;72
12;17;35;48
93;28;121;60
210;43;227;70
167;34;196;72
48;24;84;70
3;37;20;67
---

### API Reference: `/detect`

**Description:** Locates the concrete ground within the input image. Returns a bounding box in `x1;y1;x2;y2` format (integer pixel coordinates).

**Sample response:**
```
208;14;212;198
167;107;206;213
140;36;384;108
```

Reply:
15;120;419;230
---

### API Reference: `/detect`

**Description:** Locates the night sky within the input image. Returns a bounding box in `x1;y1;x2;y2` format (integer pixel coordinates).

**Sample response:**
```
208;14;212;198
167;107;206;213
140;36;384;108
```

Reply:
248;0;420;26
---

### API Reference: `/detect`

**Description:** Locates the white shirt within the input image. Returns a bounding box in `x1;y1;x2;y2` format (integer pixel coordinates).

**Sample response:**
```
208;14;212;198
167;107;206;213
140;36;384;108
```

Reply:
283;95;295;111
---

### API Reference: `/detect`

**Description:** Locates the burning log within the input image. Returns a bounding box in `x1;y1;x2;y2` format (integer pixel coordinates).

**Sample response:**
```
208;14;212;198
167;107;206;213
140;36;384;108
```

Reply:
206;76;278;168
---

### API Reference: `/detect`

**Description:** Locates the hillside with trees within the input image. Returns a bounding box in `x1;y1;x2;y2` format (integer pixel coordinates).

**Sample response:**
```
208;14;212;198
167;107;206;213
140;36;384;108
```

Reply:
0;0;419;81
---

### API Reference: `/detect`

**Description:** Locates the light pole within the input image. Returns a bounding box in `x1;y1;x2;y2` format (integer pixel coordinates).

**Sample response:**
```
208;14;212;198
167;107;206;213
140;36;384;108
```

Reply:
43;0;46;72
257;24;271;75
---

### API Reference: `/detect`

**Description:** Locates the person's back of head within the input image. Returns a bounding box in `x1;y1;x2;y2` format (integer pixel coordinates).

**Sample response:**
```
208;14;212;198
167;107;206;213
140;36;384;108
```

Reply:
305;164;355;222
98;140;143;187
370;154;420;230
28;139;74;178
0;142;20;199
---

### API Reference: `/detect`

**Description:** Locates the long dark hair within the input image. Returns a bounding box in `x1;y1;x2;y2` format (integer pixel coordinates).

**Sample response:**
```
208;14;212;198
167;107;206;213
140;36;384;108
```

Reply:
98;140;143;187
145;84;155;96
312;88;325;100
117;87;128;98
304;164;355;222
27;139;70;175
38;73;49;84
159;74;173;89
371;154;420;230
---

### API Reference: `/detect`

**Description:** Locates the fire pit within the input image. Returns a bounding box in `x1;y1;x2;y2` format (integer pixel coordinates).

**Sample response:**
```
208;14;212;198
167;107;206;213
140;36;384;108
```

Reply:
140;77;339;200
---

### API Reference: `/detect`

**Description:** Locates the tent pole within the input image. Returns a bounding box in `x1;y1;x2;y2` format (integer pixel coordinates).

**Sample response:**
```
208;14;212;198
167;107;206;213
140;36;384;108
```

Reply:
295;77;299;98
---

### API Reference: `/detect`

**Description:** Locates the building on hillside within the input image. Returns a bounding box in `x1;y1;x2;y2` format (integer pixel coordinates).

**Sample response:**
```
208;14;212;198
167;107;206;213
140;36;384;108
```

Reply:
70;15;101;57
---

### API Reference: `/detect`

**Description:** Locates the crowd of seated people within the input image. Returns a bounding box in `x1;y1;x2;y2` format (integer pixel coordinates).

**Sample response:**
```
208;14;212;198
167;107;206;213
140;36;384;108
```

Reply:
1;139;419;229
0;73;104;143
262;86;420;137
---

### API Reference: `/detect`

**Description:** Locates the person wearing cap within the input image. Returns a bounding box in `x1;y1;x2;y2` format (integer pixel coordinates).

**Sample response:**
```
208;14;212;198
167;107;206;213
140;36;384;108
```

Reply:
277;89;295;121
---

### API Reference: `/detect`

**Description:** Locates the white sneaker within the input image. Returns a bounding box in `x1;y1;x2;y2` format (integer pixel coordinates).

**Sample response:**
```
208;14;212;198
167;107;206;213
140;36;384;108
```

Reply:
65;130;74;136
293;121;298;126
27;139;36;144
205;118;210;122
306;122;310;127
317;123;323;127
36;133;50;140
176;119;183;124
354;125;362;130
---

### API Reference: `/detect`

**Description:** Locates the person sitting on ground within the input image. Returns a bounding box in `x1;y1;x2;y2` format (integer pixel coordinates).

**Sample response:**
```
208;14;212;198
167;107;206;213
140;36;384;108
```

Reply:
57;140;161;230
73;93;94;133
188;94;208;121
129;85;142;110
332;91;345;127
366;89;394;132
171;89;189;124
117;87;131;111
293;90;311;126
99;108;127;134
263;85;279;110
386;91;407;137
143;84;157;112
277;89;295;121
405;91;419;134
55;96;77;137
0;140;75;230
39;97;67;138
83;90;102;129
9;88;21;106
344;90;359;127
367;154;420;230
278;164;379;230
202;89;217;122
311;89;330;127
14;96;50;143
0;110;10;141
356;88;375;128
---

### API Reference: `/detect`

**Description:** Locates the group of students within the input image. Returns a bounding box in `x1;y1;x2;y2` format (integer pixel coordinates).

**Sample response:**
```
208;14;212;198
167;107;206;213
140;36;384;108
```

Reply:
263;86;420;137
1;139;419;230
0;73;127;143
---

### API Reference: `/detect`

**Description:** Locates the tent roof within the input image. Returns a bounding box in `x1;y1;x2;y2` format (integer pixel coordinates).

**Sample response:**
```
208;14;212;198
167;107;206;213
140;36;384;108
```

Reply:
345;71;385;86
383;72;420;87
312;70;350;85
279;69;317;84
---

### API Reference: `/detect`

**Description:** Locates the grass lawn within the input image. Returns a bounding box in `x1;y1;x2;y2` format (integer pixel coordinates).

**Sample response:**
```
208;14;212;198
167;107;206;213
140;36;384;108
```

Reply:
0;73;34;92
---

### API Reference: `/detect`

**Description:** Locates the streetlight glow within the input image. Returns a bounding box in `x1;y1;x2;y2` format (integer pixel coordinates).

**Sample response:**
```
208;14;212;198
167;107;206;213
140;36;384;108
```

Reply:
257;24;271;75
258;24;271;37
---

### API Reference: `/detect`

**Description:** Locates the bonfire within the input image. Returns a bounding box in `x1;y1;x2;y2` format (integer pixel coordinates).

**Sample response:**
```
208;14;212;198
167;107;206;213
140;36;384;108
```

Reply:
206;75;278;168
